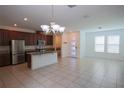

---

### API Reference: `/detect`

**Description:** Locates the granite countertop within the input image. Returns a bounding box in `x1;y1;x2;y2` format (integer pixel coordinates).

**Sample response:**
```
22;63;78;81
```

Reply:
27;51;56;55
26;48;55;52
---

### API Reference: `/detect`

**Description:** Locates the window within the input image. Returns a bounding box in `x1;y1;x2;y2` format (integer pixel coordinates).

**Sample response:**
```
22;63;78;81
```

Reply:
95;36;105;52
107;35;120;53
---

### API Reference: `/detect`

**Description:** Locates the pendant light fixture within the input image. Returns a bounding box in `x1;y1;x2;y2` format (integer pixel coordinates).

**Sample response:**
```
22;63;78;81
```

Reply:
40;5;65;35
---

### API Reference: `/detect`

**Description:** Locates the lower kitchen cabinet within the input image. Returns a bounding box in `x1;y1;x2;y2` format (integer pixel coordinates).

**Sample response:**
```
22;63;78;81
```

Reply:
0;53;11;67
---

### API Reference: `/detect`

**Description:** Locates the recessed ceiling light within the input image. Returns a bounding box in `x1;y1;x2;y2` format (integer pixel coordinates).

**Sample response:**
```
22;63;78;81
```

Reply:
14;24;17;27
24;17;28;21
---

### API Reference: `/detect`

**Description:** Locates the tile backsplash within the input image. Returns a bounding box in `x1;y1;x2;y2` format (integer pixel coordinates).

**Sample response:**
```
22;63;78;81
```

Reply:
25;45;36;50
0;45;54;52
0;46;9;51
25;45;54;50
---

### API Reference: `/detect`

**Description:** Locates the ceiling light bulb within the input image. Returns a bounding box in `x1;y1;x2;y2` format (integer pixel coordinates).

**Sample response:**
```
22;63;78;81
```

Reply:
59;27;65;32
24;17;28;21
14;24;17;26
41;25;49;32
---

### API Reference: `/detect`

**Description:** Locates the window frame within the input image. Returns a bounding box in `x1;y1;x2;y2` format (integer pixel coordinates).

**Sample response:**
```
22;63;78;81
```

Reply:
94;36;105;53
107;35;120;54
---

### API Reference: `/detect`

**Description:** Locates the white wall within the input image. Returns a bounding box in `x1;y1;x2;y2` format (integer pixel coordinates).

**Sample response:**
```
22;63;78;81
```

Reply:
80;31;86;58
61;31;80;58
85;29;124;61
61;32;70;57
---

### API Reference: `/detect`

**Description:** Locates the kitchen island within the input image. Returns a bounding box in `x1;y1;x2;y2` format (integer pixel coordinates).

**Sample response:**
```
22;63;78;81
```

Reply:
27;51;58;70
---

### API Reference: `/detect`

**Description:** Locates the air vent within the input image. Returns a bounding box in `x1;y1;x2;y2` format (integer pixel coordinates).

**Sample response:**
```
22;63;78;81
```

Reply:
67;5;77;8
98;27;102;29
83;15;90;19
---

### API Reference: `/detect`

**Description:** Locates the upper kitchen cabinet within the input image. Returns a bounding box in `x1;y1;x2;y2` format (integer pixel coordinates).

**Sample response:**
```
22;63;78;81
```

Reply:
10;31;23;40
23;33;30;45
10;31;35;45
46;35;53;45
28;33;35;45
0;30;4;45
36;31;53;46
0;29;53;46
0;29;10;46
36;31;44;40
21;32;35;46
36;31;53;45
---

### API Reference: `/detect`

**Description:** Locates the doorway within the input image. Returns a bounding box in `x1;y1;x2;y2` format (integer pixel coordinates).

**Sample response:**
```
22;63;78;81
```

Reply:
61;31;80;58
70;40;77;58
69;31;80;58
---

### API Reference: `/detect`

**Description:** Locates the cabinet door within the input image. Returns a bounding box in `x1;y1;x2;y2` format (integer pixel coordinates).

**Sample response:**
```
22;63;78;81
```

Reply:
0;53;11;67
16;32;22;40
35;34;43;45
0;54;3;66
0;30;4;45
23;33;28;45
10;31;17;40
0;30;10;46
42;34;46;41
29;33;33;45
17;32;24;40
2;53;11;66
34;34;37;45
31;33;35;45
29;34;34;45
3;30;10;45
37;34;42;40
46;35;53;45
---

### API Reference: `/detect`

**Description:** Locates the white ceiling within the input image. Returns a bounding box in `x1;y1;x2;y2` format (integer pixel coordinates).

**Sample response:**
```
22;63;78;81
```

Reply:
0;5;124;32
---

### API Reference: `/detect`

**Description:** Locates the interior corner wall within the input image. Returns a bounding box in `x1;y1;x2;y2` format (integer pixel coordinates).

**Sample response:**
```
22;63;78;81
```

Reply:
80;31;86;58
61;32;70;57
61;31;80;58
85;29;124;61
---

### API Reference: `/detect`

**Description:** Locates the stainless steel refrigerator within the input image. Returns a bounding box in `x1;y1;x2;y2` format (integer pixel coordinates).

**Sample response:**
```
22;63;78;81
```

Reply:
11;40;25;64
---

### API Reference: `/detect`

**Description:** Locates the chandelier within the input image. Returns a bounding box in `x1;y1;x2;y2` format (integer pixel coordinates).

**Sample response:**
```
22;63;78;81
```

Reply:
40;5;65;35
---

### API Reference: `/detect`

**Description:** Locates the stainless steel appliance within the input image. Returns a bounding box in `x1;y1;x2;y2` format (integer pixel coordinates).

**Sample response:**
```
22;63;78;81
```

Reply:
37;40;46;47
11;40;25;64
36;40;46;52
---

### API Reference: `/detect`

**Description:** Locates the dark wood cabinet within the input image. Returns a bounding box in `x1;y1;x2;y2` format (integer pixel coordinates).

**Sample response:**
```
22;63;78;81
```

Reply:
9;31;21;40
30;34;34;45
0;53;11;67
35;33;53;45
0;29;53;46
0;30;4;45
46;35;53;45
0;29;10;46
3;30;10;45
9;31;35;45
23;33;36;45
23;33;30;45
9;31;15;40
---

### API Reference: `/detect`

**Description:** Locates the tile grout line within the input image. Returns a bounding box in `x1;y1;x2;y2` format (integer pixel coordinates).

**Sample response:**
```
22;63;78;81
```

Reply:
7;67;26;88
23;71;47;88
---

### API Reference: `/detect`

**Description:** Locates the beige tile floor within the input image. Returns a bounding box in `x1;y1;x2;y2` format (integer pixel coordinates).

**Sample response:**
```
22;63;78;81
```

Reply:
0;57;124;88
